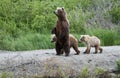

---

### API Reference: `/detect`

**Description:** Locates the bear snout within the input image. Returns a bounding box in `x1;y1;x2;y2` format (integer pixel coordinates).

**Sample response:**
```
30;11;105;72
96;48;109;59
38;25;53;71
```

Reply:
54;10;58;16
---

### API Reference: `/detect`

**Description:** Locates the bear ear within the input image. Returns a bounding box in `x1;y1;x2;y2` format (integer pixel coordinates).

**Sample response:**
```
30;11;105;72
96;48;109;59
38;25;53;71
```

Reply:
80;35;83;38
82;36;85;38
62;7;64;10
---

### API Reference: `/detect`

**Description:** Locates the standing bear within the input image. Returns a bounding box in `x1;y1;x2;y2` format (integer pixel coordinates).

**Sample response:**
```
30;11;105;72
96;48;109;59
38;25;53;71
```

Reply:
53;7;70;56
79;35;103;54
51;34;80;55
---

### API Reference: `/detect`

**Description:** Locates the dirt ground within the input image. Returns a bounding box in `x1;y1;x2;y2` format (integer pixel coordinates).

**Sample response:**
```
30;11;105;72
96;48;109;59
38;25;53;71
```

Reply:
0;46;120;77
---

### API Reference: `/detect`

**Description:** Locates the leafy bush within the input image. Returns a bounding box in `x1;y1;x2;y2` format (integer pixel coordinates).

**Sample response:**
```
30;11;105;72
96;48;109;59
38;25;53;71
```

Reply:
109;6;120;24
109;0;120;24
69;7;86;34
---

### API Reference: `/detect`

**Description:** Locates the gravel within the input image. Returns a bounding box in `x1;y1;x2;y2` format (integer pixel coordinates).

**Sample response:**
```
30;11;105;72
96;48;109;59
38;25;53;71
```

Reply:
0;46;120;77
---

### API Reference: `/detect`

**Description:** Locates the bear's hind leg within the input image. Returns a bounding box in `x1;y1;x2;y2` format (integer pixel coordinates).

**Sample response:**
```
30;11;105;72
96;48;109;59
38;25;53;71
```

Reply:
73;45;80;55
63;43;70;56
94;45;99;54
55;42;63;55
99;47;103;53
60;49;64;54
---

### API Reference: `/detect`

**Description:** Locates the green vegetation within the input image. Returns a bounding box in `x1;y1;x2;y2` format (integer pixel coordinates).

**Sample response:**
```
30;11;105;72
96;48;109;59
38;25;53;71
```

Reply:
86;28;118;46
0;67;118;78
0;72;12;78
0;0;120;51
78;67;90;78
115;60;120;78
117;59;120;72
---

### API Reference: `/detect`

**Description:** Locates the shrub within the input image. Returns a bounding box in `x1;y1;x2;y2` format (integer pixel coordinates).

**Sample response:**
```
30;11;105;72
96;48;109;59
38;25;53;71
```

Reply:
109;6;120;24
109;0;120;24
69;8;86;34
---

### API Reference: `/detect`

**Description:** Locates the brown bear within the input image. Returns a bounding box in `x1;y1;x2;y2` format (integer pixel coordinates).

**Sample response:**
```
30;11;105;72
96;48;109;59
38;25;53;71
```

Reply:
53;7;70;56
51;34;80;55
79;35;102;54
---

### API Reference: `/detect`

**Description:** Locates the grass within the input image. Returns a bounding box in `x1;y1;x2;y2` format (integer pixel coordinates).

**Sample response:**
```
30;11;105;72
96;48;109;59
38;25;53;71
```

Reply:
0;72;12;78
0;66;119;78
117;59;120;72
85;28;120;46
73;28;120;47
14;33;54;50
0;27;119;51
0;33;54;51
78;67;90;78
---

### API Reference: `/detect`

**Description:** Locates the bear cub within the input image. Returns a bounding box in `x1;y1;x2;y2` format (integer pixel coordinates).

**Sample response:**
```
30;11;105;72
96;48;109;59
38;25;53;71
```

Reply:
79;35;102;54
51;34;80;55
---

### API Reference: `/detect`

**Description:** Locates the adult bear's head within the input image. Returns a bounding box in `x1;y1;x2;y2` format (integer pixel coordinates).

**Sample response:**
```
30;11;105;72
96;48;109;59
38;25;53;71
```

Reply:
54;7;66;19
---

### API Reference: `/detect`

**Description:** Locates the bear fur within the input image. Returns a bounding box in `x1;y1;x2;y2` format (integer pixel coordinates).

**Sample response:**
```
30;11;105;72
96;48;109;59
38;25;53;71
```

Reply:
79;35;102;54
53;7;70;56
51;34;80;55
51;27;56;34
